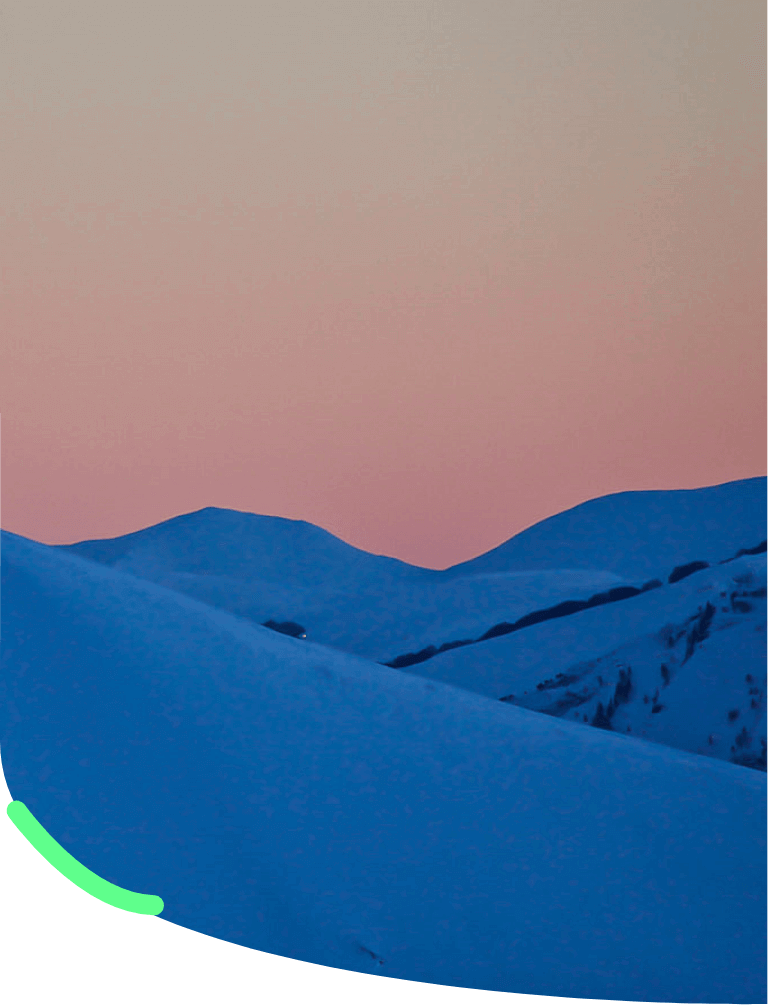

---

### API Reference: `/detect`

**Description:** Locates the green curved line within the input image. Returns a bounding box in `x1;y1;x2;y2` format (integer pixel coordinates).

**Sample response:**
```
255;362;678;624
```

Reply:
6;800;164;916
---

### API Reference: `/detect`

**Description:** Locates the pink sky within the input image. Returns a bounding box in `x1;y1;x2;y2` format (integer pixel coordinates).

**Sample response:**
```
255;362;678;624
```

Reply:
1;1;765;569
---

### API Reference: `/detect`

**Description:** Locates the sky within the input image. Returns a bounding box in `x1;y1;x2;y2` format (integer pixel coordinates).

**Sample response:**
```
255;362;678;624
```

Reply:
1;0;765;570
2;478;763;996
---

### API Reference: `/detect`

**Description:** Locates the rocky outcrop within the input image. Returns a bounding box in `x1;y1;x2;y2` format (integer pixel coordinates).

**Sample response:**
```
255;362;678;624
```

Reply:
263;619;307;639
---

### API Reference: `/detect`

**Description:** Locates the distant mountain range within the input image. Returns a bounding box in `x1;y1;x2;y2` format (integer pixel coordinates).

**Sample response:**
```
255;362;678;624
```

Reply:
1;475;765;1002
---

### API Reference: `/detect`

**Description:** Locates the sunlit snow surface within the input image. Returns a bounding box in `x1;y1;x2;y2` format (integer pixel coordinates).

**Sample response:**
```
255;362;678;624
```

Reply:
1;476;766;1002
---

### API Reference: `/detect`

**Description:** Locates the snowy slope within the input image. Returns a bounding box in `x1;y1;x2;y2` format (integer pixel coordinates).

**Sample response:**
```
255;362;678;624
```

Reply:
125;566;627;662
38;477;768;764
53;478;765;665
55;506;430;588
400;556;767;767
55;509;626;661
443;476;767;581
1;530;765;1003
57;477;767;589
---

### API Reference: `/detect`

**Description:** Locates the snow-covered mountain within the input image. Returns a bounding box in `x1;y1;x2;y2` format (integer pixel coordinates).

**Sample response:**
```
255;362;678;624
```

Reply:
404;554;766;769
46;477;768;770
443;475;767;582
55;506;429;587
53;477;766;667
1;529;765;1003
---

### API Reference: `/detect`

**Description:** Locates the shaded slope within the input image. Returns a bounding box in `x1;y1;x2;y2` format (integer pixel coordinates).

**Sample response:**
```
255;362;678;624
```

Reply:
150;566;625;662
383;582;654;668
49;478;765;665
503;557;767;769
55;511;625;661
381;538;764;670
55;506;431;588
443;475;767;582
1;530;765;1003
402;555;766;769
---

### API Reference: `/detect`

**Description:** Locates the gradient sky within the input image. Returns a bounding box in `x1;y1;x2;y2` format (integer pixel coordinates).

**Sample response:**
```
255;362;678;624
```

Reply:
1;0;765;569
